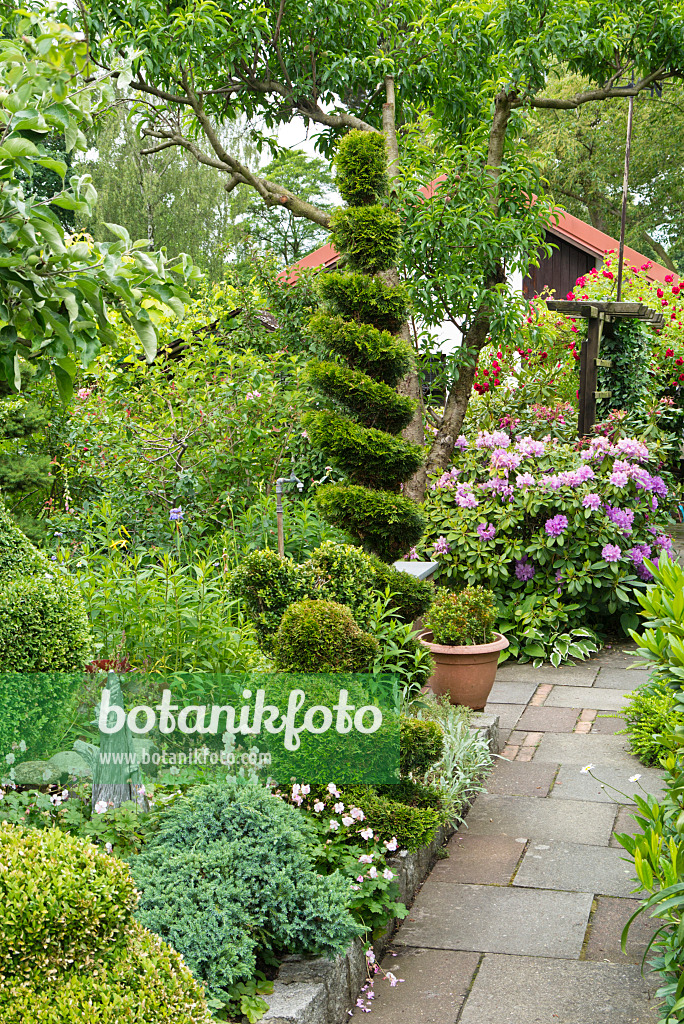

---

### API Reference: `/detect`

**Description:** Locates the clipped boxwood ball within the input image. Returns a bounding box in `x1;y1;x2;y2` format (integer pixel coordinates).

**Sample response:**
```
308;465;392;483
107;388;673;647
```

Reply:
0;823;138;982
0;574;92;672
1;922;213;1024
273;598;379;672
334;129;388;205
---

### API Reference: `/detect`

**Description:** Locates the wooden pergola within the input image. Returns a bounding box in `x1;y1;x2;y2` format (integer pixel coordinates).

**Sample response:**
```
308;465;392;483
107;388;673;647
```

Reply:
545;300;663;436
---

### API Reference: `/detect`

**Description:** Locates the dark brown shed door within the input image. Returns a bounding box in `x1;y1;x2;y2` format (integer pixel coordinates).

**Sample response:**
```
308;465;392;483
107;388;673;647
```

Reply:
523;231;597;300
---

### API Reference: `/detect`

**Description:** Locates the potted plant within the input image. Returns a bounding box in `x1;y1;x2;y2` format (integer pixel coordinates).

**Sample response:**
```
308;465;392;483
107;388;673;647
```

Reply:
419;586;508;710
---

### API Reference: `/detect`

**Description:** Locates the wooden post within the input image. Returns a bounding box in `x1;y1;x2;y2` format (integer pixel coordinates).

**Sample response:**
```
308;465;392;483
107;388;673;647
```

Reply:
578;311;601;437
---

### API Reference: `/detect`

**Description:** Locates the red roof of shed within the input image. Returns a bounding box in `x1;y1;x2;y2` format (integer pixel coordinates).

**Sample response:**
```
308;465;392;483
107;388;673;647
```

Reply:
283;192;677;287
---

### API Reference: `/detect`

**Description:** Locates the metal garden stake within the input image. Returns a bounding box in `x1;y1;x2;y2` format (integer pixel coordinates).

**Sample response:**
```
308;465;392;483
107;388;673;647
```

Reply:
275;472;304;556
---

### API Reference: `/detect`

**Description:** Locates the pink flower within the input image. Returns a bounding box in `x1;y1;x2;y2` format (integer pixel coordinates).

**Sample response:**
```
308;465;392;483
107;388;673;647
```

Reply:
602;543;622;563
329;819;340;831
360;827;374;840
313;801;325;813
368;866;378;879
342;815;354;826
327;782;341;797
350;806;365;821
384;836;398;852
383;868;394;880
333;801;345;813
359;853;374;864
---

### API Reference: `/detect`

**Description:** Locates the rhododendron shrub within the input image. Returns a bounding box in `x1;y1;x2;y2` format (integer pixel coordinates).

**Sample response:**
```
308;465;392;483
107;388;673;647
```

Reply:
418;432;674;659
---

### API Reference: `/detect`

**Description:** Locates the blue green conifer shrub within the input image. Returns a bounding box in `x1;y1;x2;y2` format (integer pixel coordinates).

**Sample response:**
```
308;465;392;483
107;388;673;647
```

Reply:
131;782;360;1006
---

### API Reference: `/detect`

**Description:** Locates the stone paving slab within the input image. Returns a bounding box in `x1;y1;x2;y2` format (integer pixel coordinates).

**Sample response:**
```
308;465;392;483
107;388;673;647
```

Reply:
496;664;598;685
611;805;646;847
513;840;636;897
462;793;617;844
544;686;631;711
550;764;665;804
516;705;580;732
595;668;651;689
592;713;627;734
534;732;640;767
395;882;593;958
457;954;658;1024
350;948;479;1022
488;680;538;705
485;759;558;797
585;897;660;965
430;834;525;885
484;702;525;731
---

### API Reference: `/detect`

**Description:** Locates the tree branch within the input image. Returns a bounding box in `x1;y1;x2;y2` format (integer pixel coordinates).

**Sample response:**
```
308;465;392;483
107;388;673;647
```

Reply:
525;68;674;109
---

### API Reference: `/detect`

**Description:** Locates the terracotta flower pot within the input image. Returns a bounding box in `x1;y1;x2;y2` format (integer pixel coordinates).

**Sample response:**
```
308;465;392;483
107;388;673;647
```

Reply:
419;630;509;711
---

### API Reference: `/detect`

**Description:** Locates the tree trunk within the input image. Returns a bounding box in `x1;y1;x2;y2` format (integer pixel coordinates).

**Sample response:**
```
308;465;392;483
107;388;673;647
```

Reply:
643;231;678;274
381;74;426;501
417;93;514;488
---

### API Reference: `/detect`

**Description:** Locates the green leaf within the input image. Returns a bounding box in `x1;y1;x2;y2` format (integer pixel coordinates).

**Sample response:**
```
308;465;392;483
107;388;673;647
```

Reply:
52;363;73;404
132;315;157;362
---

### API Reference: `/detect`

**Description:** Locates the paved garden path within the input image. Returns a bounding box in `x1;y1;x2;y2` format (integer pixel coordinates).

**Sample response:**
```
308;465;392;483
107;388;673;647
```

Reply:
356;645;662;1023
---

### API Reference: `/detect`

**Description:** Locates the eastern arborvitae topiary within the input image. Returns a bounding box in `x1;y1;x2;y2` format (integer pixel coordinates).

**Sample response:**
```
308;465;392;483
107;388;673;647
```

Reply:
306;130;425;562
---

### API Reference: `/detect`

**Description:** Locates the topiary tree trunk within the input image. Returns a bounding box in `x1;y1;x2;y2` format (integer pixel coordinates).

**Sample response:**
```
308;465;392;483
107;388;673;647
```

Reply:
305;131;426;562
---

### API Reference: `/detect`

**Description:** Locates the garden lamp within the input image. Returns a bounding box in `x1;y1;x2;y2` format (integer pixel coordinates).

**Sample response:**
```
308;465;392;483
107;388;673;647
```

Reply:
275;471;304;556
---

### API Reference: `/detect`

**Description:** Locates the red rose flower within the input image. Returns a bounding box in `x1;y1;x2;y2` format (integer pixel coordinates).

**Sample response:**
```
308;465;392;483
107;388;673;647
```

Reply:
657;288;664;298
666;348;675;357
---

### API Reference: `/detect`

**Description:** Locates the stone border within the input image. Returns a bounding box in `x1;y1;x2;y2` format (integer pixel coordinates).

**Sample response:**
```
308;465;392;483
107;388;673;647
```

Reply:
263;714;500;1024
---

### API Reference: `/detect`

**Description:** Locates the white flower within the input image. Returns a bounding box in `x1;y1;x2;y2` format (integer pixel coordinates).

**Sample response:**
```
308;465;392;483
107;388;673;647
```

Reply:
399;850;408;858
329;819;340;831
334;801;345;813
358;854;374;864
368;866;378;879
313;801;325;813
4;754;14;765
342;815;354;827
629;774;642;783
94;800;107;814
327;782;340;797
359;827;374;841
365;949;376;964
105;842;113;854
18;741;26;753
384;836;398;852
300;784;310;795
383;868;394;880
580;764;595;774
50;795;62;807
61;790;69;800
350;806;365;821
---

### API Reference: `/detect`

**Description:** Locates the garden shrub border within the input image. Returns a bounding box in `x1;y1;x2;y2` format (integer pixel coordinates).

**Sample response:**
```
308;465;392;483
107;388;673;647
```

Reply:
262;713;500;1024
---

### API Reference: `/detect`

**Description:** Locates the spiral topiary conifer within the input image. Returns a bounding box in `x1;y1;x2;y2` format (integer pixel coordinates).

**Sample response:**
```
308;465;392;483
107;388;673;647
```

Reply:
305;130;425;562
